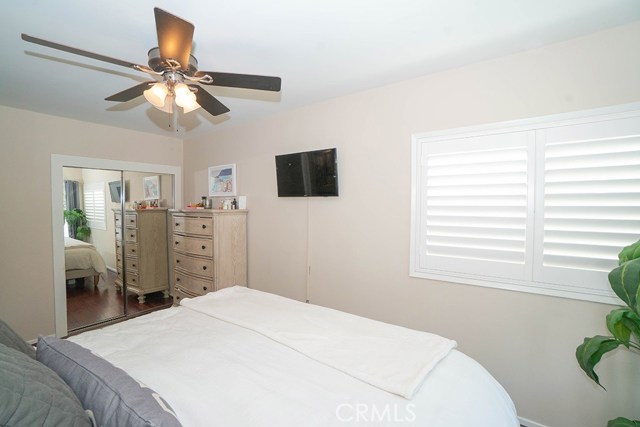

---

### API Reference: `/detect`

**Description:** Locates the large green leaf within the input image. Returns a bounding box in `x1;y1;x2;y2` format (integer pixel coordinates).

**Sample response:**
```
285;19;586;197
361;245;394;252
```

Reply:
607;417;640;427
607;308;640;347
576;336;622;388
609;258;640;312
618;240;640;264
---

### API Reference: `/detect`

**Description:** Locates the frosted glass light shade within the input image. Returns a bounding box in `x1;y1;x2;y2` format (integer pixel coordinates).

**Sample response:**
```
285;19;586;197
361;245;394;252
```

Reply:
157;96;173;113
143;83;168;108
174;83;200;113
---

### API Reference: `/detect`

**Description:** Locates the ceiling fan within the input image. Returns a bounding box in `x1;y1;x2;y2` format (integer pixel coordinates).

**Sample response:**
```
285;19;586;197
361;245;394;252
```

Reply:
21;7;282;118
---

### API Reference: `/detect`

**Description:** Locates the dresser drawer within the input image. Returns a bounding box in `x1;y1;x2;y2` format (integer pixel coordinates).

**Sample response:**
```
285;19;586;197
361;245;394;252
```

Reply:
126;270;139;287
174;271;211;295
125;257;139;272
124;243;139;258
173;287;197;305
172;234;213;257
125;214;137;228
173;216;213;236
115;214;122;228
125;229;138;243
174;253;213;278
115;227;122;242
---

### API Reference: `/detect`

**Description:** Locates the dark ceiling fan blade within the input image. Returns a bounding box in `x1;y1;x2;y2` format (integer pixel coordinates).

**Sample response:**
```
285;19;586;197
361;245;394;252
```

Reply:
196;72;282;92
105;81;155;102
154;7;194;71
191;85;230;116
21;34;153;73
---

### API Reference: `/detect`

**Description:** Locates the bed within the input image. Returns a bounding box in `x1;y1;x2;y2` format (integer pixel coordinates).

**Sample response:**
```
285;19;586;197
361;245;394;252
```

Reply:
64;236;107;286
1;287;519;427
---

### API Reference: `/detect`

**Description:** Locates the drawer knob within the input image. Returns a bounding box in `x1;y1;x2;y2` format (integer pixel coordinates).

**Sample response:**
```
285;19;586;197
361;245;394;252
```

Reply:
175;223;180;226
203;286;208;291
131;249;136;253
130;234;134;238
202;224;206;229
202;266;207;270
175;241;179;245
176;277;181;282
201;245;206;250
130;219;134;223
176;259;180;263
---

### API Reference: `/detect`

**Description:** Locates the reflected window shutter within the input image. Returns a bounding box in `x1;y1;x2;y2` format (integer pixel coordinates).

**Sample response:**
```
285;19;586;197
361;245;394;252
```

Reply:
83;182;107;230
418;131;533;280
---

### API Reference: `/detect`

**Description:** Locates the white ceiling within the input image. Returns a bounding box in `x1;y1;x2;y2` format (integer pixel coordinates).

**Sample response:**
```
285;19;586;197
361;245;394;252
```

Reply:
2;1;639;137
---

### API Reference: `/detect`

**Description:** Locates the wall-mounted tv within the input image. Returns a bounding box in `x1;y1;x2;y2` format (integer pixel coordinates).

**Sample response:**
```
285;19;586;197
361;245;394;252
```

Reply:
108;180;128;203
275;148;339;197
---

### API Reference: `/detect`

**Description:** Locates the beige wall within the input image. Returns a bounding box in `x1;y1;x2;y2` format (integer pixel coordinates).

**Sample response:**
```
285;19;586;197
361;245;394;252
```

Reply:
182;22;640;427
0;107;182;340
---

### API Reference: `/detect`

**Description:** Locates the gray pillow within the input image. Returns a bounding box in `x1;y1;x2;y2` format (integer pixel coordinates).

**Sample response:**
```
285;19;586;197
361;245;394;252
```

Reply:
37;335;182;427
0;319;36;359
0;342;93;427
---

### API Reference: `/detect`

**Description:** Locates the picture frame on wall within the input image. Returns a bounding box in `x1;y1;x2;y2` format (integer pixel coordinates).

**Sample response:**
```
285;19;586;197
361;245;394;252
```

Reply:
143;175;160;200
208;163;237;196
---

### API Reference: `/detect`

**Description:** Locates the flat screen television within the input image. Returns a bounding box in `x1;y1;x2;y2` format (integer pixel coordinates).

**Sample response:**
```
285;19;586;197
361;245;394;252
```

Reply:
108;180;128;203
275;148;339;197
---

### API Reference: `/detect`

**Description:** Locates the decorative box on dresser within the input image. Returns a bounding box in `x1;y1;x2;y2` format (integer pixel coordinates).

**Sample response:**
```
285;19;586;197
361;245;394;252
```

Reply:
170;209;247;305
114;208;170;303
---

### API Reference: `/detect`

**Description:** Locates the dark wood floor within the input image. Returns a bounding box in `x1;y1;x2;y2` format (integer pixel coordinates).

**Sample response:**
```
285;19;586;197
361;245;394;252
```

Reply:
66;270;172;331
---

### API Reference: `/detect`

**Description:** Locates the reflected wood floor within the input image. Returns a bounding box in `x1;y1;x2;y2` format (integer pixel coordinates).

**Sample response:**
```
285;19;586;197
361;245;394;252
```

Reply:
66;269;172;331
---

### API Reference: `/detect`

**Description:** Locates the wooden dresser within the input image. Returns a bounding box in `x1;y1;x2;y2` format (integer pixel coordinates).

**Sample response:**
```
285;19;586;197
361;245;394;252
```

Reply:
170;209;247;305
114;208;170;303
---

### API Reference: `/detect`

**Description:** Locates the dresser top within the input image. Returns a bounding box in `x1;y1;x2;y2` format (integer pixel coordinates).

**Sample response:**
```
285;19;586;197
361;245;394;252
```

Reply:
170;209;247;217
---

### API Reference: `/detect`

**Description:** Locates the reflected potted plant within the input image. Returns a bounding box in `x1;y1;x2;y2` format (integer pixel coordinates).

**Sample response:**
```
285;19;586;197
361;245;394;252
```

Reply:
63;208;91;241
576;239;640;427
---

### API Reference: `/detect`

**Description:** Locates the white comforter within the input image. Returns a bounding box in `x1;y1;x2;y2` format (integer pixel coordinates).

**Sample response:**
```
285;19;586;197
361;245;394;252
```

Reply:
70;289;519;427
182;286;456;398
64;236;107;274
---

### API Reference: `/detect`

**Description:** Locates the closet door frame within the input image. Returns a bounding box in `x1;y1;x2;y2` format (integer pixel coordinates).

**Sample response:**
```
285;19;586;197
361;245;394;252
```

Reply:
51;154;182;337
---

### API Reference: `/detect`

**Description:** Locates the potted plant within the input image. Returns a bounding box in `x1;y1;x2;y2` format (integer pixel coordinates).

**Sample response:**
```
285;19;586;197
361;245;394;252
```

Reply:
63;208;91;241
576;239;640;427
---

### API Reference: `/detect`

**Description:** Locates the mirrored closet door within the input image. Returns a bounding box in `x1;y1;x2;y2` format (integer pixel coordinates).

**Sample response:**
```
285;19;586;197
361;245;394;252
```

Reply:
62;167;175;333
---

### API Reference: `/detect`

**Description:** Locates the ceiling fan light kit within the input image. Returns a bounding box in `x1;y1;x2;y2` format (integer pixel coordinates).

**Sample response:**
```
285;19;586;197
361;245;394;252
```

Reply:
21;7;282;122
143;82;169;108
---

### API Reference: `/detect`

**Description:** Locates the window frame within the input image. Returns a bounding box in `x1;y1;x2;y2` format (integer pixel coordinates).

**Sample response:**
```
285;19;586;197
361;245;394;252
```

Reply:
410;103;640;305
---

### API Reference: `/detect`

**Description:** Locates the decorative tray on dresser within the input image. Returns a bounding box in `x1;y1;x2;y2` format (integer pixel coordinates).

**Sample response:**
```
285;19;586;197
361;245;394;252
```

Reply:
169;209;247;305
114;208;170;303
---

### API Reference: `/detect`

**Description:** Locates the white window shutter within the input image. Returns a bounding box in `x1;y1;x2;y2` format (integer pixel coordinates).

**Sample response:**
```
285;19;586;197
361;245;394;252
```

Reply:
534;117;640;297
83;182;107;231
417;131;534;280
411;104;640;305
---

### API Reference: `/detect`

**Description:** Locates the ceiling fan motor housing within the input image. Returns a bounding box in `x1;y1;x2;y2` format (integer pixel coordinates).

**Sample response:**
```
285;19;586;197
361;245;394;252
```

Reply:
147;47;199;76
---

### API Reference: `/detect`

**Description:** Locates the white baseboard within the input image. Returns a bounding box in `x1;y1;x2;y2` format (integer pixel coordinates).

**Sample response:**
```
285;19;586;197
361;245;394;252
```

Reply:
519;416;550;427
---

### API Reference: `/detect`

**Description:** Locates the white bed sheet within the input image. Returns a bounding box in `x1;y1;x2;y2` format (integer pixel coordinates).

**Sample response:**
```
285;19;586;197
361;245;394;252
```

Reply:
69;304;519;427
64;236;107;275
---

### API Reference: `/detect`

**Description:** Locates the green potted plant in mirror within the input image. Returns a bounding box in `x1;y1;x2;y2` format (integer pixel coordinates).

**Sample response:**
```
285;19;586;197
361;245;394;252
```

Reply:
63;208;91;241
576;239;640;427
